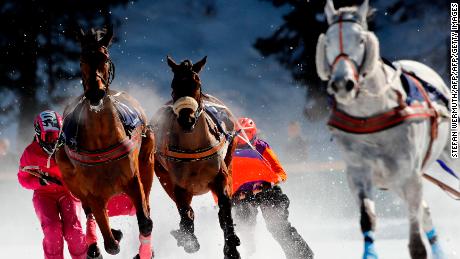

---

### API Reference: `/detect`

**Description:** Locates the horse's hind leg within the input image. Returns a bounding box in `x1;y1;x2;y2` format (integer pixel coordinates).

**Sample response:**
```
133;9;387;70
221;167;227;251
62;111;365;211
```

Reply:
170;186;200;253
397;176;427;259
421;200;446;259
211;170;241;259
346;166;378;259
124;175;153;259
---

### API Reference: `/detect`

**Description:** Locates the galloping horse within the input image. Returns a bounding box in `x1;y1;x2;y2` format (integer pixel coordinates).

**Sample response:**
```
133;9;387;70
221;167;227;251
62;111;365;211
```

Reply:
151;56;241;259
315;0;451;258
55;27;155;259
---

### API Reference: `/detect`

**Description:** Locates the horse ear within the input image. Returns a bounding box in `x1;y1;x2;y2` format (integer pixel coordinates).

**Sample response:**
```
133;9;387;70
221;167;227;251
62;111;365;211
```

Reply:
324;0;337;25
358;0;369;23
360;32;379;77
192;56;207;73
315;33;331;81
167;56;179;72
100;25;113;47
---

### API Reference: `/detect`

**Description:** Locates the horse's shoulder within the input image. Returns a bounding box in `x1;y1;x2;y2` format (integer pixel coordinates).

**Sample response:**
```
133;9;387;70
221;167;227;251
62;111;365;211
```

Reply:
109;90;147;121
63;95;84;117
394;60;449;97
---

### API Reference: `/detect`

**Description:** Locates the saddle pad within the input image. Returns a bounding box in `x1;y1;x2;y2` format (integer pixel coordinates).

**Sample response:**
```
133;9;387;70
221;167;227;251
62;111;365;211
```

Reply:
112;97;143;135
401;72;450;109
62;95;144;150
204;102;233;139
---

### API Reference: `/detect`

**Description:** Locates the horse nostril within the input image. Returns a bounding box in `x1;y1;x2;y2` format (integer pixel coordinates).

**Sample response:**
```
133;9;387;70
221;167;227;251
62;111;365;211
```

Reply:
331;82;338;92
345;80;355;92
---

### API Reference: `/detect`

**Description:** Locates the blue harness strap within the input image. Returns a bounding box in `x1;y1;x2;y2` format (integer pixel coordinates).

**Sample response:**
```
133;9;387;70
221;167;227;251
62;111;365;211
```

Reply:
112;97;143;136
62;102;83;150
401;72;450;109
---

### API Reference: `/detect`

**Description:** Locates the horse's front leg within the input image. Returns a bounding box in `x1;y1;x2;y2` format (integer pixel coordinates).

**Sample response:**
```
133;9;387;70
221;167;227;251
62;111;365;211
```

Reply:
211;169;241;259
82;205;102;259
397;176;428;259
421;200;446;259
124;174;153;259
88;198;121;255
346;166;378;259
170;186;200;253
138;130;155;209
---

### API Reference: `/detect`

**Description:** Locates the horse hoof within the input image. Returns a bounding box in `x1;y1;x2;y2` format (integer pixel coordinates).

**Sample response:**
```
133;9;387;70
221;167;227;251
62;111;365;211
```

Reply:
409;240;427;259
225;234;241;247
87;243;103;259
104;241;120;255
111;228;123;242
224;243;241;259
431;242;446;259
170;229;200;253
363;241;378;259
133;252;154;259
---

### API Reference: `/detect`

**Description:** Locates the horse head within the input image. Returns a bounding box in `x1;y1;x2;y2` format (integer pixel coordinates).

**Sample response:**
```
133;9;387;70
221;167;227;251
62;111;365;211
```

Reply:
77;25;115;107
316;0;379;104
167;55;207;131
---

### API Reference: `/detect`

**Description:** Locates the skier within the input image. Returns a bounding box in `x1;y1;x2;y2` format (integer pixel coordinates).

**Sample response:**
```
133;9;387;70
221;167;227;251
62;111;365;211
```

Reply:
17;110;87;259
231;117;314;259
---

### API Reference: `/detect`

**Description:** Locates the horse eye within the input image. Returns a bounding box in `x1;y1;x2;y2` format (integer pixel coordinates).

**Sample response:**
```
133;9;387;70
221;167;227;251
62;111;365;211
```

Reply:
360;38;365;44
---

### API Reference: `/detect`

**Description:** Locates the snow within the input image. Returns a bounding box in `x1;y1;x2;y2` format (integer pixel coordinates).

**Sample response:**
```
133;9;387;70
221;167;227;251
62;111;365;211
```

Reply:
0;0;459;258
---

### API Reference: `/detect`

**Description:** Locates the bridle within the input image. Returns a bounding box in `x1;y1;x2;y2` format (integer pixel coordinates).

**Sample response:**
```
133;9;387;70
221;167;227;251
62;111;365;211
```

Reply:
171;70;204;127
328;13;366;89
80;45;115;91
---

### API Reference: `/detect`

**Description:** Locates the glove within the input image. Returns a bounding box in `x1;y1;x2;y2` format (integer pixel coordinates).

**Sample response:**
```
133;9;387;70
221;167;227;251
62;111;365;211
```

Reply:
39;178;48;186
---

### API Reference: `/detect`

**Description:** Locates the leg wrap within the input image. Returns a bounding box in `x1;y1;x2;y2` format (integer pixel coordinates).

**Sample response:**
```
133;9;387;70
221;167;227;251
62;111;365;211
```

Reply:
138;234;153;259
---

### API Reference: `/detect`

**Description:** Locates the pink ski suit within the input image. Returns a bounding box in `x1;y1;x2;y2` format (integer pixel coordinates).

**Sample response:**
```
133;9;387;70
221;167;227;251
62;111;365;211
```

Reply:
18;141;87;259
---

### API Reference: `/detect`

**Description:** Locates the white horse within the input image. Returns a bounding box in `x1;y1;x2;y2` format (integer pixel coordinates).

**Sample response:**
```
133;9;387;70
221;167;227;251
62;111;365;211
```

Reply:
315;0;451;258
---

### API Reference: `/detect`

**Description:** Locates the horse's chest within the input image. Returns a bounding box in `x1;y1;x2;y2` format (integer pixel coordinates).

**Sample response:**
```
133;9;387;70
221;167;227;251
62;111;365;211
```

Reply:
166;158;221;194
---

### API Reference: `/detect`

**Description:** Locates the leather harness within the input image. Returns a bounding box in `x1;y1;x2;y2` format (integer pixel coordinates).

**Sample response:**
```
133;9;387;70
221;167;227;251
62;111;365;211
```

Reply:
156;102;232;162
328;73;440;168
65;128;142;166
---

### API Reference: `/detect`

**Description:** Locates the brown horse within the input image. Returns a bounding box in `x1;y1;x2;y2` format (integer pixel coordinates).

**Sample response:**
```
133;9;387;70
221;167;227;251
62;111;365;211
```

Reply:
55;26;155;259
151;56;241;259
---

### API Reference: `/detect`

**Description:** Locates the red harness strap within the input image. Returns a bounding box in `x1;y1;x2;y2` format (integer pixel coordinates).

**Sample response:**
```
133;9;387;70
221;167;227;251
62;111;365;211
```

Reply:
328;75;439;167
65;129;142;166
328;103;435;134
